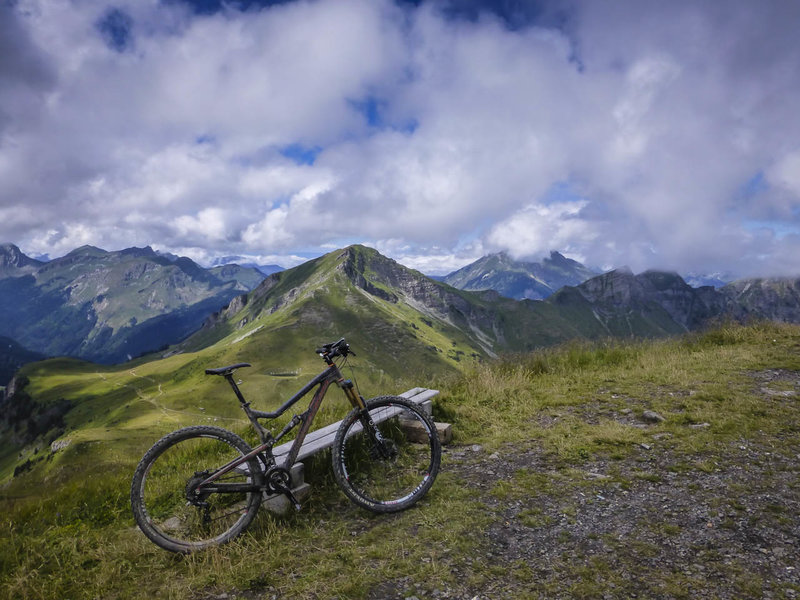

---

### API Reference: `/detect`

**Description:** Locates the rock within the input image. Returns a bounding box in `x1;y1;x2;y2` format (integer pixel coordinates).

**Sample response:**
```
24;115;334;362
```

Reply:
641;410;665;423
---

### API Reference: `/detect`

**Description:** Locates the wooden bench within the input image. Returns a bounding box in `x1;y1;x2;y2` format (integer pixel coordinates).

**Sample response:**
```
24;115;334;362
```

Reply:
263;388;450;513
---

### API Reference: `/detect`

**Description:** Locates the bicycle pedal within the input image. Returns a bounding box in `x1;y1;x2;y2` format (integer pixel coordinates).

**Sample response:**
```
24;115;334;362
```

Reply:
284;489;302;512
273;482;302;511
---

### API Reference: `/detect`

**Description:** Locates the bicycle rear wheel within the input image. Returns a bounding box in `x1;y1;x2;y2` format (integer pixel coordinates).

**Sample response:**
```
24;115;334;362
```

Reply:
332;396;441;513
131;426;264;553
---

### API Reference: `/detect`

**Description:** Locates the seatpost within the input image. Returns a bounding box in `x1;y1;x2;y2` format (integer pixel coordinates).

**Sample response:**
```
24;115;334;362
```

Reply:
224;373;248;405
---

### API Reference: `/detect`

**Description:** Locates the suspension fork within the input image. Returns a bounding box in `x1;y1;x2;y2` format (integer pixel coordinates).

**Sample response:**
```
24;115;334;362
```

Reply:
338;377;366;410
338;377;392;458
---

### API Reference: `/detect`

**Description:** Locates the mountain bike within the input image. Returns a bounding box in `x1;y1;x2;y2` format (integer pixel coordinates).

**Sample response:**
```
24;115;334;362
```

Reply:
130;338;441;553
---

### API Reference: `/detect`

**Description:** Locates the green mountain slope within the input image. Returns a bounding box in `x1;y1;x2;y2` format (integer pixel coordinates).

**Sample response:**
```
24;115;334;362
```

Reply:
182;245;605;363
0;244;265;365
443;251;597;300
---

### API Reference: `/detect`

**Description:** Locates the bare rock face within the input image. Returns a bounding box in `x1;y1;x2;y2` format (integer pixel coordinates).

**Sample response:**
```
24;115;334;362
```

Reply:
720;278;800;322
572;268;733;334
0;244;43;277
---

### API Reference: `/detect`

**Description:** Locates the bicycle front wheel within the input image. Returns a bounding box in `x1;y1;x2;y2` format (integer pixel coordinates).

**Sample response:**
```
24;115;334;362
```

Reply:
332;396;441;513
131;426;264;553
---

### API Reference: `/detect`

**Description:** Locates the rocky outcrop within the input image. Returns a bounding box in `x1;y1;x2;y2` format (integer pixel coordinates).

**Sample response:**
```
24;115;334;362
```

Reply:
338;246;509;353
719;278;800;322
0;244;43;277
576;269;722;331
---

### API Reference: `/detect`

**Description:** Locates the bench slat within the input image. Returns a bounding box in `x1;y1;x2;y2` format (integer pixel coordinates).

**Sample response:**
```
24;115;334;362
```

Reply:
273;389;438;462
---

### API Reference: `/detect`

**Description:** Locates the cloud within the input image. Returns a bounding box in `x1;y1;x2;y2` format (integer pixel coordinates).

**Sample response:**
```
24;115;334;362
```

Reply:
487;200;597;263
2;0;800;278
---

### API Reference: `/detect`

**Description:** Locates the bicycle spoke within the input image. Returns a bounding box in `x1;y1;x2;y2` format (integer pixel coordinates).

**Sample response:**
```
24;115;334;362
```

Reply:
131;427;262;552
333;397;441;512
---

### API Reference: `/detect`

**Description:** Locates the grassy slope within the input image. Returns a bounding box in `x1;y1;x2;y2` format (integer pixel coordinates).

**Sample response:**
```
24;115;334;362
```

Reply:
1;321;799;599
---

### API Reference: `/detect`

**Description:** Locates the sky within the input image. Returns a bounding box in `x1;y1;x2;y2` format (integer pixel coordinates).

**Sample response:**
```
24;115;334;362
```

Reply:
2;0;800;278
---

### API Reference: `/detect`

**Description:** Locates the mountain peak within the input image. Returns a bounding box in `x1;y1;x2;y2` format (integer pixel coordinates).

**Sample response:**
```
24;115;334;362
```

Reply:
443;250;597;300
66;245;108;257
0;243;43;275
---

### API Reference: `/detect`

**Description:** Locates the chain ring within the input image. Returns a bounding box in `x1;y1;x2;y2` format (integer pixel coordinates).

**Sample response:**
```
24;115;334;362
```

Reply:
266;466;292;493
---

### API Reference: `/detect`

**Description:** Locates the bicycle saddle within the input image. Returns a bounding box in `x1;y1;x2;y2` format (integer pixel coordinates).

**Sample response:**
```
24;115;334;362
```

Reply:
204;363;251;376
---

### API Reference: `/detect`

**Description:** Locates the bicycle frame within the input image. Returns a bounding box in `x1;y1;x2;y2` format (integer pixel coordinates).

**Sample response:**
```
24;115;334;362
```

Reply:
196;361;366;494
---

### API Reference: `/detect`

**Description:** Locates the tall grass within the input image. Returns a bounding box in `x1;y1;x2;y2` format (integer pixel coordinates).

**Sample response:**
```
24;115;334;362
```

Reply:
437;320;800;458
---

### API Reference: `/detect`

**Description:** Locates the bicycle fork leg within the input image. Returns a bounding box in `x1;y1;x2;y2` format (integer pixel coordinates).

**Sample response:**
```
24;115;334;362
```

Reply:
341;382;394;459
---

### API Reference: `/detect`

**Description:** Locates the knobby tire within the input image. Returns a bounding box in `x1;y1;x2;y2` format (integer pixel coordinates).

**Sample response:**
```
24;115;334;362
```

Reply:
130;426;264;554
332;396;441;513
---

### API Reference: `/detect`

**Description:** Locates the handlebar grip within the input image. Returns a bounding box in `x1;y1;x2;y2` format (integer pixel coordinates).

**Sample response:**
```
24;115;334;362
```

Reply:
316;337;348;358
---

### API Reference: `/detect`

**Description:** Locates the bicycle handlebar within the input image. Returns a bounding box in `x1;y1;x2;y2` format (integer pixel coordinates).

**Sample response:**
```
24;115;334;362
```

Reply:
316;337;353;362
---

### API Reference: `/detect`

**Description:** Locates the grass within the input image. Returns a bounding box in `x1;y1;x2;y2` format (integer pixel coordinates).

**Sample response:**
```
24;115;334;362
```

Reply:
2;320;800;598
438;321;800;458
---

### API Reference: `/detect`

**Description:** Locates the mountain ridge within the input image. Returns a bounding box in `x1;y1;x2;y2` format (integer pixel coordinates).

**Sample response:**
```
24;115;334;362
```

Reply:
0;243;267;369
4;241;800;386
442;251;598;300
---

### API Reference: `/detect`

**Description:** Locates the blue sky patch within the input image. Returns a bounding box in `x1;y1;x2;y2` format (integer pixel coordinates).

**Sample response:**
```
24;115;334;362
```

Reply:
279;144;321;166
96;8;134;52
169;0;293;15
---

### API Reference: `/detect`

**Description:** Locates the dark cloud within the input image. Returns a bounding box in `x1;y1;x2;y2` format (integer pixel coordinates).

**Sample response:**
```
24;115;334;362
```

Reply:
0;3;56;134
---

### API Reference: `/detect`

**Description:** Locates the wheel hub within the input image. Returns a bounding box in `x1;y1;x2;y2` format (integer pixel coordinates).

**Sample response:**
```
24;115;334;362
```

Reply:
185;471;211;506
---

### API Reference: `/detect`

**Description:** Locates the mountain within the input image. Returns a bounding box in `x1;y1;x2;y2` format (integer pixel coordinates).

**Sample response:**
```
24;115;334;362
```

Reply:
0;243;44;277
178;247;800;368
208;264;268;291
0;244;266;365
545;269;800;338
546;268;726;338
210;255;285;276
443;251;597;300
181;245;609;368
0;336;45;387
719;277;800;322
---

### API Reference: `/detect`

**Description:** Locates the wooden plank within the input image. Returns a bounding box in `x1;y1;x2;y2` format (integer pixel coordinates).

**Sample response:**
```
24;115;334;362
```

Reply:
273;389;439;462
